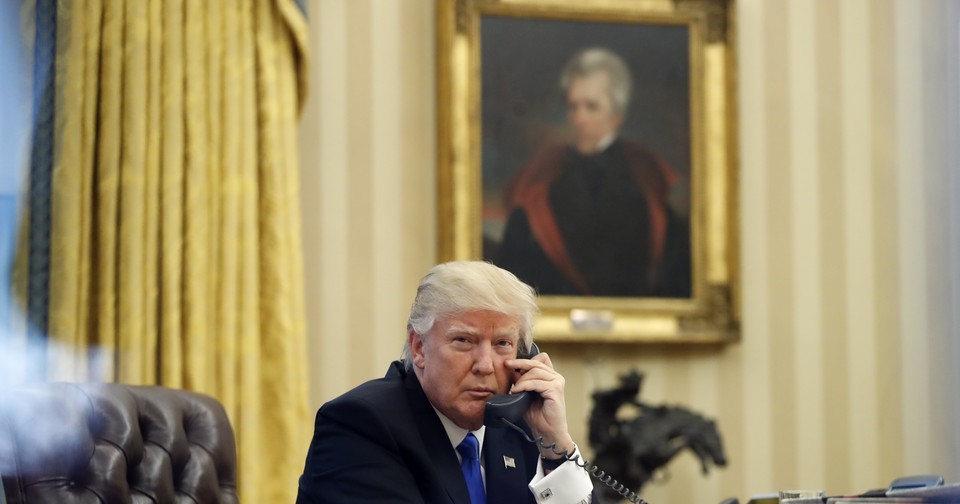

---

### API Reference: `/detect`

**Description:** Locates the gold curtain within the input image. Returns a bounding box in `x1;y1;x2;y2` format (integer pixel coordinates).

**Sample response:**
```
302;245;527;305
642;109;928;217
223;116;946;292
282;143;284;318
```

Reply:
45;0;309;501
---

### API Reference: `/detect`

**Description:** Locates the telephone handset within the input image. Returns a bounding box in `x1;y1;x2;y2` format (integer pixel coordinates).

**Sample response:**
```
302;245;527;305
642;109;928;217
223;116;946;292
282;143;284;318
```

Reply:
482;342;649;504
483;342;540;427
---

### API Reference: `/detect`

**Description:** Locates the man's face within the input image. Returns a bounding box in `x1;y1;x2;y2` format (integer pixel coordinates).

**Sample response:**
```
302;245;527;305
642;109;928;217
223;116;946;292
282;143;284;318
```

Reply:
409;310;520;430
566;71;623;154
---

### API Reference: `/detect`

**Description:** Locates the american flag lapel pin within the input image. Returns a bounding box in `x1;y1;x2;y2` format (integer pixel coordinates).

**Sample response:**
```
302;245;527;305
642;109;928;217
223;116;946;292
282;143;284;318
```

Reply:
503;455;516;469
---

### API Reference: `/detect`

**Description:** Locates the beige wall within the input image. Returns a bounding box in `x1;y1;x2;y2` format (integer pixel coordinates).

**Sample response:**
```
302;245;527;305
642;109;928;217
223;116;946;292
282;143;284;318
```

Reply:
298;0;960;501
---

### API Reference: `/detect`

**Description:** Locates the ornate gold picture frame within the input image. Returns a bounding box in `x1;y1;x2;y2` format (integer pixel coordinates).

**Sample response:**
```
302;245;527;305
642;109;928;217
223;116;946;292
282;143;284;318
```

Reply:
436;0;738;343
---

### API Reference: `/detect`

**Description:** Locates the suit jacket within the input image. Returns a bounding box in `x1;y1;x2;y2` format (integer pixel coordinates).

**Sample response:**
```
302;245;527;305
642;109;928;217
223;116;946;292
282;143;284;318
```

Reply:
297;361;541;504
496;138;690;298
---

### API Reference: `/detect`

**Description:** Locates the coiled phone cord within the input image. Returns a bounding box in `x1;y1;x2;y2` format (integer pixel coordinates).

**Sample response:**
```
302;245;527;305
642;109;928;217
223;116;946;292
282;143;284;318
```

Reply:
499;418;649;504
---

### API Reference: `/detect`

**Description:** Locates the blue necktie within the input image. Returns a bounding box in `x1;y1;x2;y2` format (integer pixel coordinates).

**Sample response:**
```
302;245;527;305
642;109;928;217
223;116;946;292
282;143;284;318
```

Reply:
456;433;486;504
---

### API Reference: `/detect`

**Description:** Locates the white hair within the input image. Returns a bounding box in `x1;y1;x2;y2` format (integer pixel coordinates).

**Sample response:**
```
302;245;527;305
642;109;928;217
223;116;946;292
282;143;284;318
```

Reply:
560;47;633;116
402;261;539;369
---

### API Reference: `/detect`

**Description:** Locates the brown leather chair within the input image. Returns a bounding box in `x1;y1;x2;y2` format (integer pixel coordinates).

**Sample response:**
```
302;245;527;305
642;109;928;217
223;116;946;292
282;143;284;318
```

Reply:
0;383;238;503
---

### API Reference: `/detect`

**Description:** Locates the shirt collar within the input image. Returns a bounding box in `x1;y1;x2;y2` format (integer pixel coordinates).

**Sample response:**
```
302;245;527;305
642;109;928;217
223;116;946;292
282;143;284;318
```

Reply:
432;406;486;459
595;132;618;152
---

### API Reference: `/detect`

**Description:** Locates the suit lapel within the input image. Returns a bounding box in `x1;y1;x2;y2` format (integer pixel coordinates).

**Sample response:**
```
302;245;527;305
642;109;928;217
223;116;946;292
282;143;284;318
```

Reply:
392;362;537;504
401;365;474;504
483;426;536;504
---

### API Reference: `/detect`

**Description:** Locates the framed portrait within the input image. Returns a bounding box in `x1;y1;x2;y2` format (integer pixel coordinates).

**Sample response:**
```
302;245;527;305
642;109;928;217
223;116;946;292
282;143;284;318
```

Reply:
436;0;739;343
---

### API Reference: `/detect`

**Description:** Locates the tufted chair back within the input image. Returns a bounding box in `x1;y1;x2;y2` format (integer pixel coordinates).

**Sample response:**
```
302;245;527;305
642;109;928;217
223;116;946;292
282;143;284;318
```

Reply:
0;383;239;503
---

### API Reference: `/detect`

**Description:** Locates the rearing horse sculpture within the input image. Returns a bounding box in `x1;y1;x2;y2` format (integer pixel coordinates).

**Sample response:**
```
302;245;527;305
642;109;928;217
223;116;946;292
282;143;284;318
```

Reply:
588;370;727;503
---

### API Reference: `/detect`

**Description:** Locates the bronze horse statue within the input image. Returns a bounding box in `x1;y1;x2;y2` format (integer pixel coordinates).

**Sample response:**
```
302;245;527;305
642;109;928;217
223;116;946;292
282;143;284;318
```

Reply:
588;370;727;503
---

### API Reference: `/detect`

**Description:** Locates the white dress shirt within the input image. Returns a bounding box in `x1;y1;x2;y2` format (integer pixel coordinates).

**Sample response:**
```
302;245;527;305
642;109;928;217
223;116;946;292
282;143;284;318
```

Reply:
433;408;594;503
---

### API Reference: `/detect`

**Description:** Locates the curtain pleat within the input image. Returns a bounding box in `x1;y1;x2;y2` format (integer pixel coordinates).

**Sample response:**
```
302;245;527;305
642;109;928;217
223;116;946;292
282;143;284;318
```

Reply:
216;0;243;428
39;1;310;501
158;0;183;387
142;0;161;380
119;0;148;384
93;0;121;379
204;0;225;399
251;1;310;501
182;0;210;393
49;0;103;381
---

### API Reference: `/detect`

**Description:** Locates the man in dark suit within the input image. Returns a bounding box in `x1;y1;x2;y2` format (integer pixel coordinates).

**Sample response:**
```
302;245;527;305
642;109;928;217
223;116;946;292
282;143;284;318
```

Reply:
495;47;691;298
296;261;594;503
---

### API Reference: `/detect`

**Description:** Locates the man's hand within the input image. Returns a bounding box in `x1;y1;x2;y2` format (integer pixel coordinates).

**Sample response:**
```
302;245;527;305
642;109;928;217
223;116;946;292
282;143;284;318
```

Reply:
505;352;575;460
